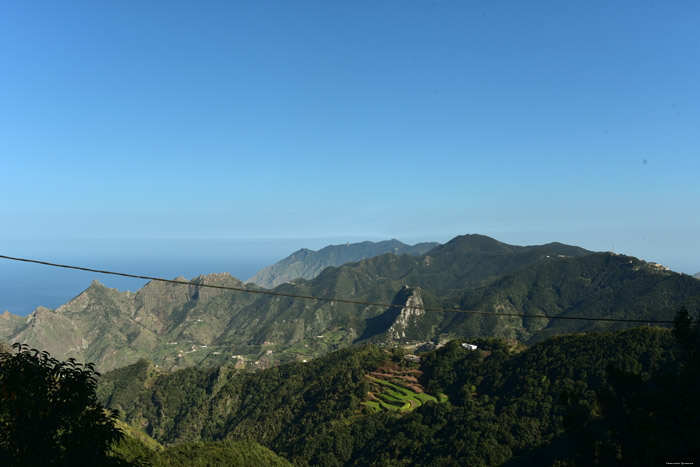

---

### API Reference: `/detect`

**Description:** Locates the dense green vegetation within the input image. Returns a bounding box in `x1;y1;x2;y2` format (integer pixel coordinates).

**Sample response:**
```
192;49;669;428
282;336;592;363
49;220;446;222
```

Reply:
99;345;387;454
98;316;698;465
112;437;291;466
440;252;700;343
559;308;700;465
0;345;294;466
0;344;127;466
3;311;697;465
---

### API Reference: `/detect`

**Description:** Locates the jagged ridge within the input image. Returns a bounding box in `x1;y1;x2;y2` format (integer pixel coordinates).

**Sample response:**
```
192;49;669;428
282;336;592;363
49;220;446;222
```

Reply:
2;234;698;372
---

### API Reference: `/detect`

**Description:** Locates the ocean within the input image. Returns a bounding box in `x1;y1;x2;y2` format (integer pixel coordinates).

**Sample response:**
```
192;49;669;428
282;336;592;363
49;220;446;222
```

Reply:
0;238;332;316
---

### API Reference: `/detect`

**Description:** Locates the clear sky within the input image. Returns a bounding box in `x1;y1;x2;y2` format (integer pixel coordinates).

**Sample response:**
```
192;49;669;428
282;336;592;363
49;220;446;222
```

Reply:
1;1;699;274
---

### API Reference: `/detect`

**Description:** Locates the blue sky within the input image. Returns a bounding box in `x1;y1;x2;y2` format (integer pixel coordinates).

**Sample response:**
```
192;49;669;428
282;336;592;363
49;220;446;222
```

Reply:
1;1;699;274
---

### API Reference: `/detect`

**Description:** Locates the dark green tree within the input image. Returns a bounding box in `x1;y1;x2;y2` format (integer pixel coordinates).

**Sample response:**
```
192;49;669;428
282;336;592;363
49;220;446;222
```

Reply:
561;308;700;466
673;307;700;370
0;344;127;466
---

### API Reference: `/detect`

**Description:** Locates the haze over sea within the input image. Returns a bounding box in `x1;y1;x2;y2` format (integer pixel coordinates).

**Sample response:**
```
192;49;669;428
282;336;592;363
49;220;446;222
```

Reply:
0;237;387;316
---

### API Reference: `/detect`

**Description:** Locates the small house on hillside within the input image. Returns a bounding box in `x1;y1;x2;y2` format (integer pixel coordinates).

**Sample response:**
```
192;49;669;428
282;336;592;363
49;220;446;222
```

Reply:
405;354;421;362
462;343;478;350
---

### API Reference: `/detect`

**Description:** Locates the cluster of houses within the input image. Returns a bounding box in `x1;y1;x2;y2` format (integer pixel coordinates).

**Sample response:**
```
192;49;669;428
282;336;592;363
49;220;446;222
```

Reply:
404;342;478;363
649;262;670;271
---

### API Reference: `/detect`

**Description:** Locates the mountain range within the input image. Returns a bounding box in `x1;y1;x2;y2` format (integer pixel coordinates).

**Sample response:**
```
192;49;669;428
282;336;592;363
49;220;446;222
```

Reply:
245;239;438;288
2;234;699;371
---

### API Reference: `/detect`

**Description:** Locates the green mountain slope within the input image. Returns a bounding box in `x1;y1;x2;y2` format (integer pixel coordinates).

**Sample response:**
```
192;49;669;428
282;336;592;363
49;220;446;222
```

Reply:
100;345;388;451
112;424;292;467
99;326;688;465
434;252;700;344
245;239;438;288
4;234;698;372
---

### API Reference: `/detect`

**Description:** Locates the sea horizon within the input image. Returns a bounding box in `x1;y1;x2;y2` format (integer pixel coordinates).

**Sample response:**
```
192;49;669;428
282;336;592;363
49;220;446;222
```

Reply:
0;236;415;316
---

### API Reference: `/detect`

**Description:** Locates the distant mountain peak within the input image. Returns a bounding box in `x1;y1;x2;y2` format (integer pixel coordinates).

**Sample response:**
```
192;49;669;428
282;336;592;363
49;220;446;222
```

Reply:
192;272;238;283
246;239;439;289
432;234;513;254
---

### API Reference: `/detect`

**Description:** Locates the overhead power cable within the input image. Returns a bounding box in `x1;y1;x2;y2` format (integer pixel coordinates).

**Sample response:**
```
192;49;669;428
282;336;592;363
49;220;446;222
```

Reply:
0;254;677;324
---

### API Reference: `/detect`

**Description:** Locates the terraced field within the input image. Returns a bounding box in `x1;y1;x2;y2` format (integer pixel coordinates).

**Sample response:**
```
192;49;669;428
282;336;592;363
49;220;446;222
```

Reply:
362;362;446;413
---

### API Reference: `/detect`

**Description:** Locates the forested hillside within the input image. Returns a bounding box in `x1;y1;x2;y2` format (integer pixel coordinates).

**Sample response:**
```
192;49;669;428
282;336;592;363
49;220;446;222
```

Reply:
99;323;699;465
435;252;700;343
113;437;292;467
